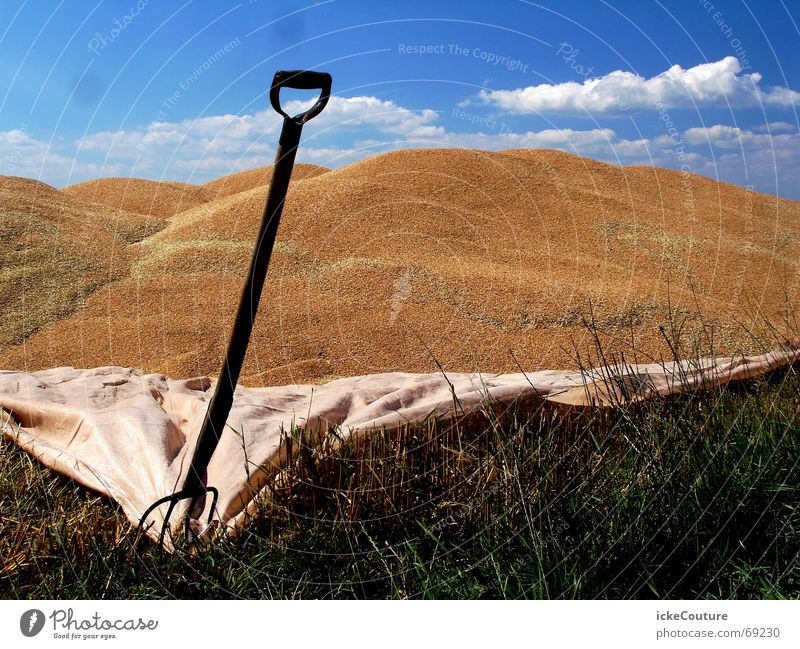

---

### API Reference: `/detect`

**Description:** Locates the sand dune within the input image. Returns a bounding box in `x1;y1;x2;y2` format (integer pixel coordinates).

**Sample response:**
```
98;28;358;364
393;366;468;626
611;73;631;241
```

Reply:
2;149;798;384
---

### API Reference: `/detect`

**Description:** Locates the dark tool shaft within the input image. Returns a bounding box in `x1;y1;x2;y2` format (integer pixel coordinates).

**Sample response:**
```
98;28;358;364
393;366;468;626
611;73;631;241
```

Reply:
136;70;331;545
181;117;303;500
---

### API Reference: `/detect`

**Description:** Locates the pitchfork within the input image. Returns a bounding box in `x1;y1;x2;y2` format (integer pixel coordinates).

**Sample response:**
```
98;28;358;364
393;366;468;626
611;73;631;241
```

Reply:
138;69;332;548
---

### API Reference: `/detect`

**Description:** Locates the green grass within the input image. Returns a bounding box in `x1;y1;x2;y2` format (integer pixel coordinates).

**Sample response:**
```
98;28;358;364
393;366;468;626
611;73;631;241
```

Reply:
1;364;798;599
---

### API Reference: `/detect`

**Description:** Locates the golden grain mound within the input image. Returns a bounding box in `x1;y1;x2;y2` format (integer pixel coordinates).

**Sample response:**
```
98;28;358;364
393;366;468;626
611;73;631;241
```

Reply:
62;177;216;219
202;163;328;197
2;149;799;385
0;176;135;352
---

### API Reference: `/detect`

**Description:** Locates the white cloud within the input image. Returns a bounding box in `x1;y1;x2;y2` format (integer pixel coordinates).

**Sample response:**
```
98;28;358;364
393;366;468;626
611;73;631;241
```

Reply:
305;96;444;138
0;128;127;183
434;127;616;150
753;121;797;134
4;89;799;199
0;95;442;184
0;129;47;175
684;124;799;149
477;57;800;115
679;124;800;193
75;97;446;175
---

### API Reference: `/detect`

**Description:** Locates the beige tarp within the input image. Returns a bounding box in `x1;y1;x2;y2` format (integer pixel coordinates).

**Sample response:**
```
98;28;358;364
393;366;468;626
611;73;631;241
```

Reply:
1;340;798;548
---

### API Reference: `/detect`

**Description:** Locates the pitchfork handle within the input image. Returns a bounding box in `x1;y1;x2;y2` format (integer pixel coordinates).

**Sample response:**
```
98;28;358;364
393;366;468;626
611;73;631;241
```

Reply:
179;70;331;517
270;70;332;124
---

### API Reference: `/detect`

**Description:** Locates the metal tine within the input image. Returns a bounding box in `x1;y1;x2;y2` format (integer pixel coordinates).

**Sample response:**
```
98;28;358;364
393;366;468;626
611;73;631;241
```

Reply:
136;486;220;550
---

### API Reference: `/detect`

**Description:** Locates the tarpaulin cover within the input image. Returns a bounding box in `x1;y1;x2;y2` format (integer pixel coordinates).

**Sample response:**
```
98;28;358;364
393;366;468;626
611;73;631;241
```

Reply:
1;341;798;548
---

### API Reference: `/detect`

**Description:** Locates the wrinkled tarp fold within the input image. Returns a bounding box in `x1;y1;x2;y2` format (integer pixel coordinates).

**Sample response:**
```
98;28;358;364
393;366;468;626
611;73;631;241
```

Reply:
2;341;797;548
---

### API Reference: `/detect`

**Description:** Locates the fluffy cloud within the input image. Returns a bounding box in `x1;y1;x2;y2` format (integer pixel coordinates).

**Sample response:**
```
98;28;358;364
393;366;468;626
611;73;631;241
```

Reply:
753;121;797;134
679;124;800;193
3;89;798;198
77;96;443;160
0;128;127;183
425;127;616;151
308;96;444;138
684;124;798;148
0;129;48;174
0;96;446;185
477;57;800;115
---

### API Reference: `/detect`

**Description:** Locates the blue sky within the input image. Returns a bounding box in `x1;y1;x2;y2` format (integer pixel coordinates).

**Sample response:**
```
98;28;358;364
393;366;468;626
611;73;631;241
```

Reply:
1;0;799;197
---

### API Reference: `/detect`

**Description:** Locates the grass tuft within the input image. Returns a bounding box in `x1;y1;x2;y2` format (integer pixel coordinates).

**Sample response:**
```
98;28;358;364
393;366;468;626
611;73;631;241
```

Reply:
2;360;798;599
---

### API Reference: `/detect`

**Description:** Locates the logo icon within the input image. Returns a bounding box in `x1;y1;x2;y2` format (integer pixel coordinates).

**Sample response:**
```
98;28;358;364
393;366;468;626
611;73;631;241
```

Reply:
20;609;45;637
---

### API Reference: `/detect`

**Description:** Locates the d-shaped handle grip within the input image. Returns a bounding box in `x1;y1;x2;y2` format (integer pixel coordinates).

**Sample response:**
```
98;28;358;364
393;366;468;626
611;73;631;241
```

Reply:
270;70;332;124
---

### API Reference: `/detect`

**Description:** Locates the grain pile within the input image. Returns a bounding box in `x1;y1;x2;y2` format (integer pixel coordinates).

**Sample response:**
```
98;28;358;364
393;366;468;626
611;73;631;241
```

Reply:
202;163;328;197
0;176;133;352
2;148;798;385
62;177;216;220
